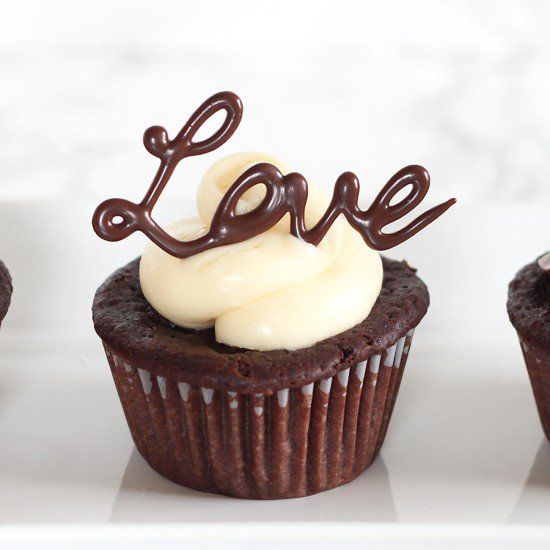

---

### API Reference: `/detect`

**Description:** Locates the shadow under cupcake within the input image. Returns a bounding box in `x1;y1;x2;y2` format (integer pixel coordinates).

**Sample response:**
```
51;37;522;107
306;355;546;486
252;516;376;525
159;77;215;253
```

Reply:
508;252;550;440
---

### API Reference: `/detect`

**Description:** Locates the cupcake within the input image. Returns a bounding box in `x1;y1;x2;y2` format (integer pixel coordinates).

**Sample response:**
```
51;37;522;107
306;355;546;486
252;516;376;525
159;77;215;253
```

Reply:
92;92;455;498
508;252;550;440
0;260;12;328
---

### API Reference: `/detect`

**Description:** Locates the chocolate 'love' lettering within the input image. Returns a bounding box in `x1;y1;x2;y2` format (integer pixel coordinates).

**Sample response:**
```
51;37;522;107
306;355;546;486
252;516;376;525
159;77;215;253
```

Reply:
93;92;455;257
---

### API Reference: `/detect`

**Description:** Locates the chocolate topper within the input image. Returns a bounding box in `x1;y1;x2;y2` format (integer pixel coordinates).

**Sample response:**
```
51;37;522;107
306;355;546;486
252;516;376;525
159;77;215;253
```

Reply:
93;91;456;257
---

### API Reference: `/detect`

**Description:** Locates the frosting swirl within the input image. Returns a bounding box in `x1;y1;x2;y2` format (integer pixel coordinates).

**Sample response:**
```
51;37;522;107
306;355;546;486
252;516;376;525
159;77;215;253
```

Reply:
139;153;383;351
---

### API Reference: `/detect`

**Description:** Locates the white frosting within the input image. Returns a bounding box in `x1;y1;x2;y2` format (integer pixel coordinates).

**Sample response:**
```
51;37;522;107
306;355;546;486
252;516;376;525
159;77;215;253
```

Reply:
139;152;383;351
539;252;550;272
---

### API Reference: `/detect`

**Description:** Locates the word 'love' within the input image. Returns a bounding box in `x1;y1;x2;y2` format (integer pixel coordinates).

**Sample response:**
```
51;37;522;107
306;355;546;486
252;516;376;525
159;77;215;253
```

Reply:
93;92;455;258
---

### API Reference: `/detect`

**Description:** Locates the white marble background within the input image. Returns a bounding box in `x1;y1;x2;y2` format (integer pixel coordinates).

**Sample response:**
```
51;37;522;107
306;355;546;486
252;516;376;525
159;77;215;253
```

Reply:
0;0;549;343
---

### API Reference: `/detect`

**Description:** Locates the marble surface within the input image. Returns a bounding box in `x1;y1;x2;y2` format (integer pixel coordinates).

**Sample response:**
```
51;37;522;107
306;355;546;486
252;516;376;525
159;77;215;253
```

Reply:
0;0;549;546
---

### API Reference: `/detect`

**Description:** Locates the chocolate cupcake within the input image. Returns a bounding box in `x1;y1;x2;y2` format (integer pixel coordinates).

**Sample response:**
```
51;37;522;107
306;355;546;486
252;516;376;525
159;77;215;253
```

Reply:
0;260;12;328
508;253;550;440
92;92;455;498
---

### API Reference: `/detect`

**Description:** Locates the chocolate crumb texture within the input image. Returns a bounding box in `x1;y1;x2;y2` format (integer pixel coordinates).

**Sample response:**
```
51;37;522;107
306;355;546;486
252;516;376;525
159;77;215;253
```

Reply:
0;260;12;326
508;256;550;350
93;256;429;392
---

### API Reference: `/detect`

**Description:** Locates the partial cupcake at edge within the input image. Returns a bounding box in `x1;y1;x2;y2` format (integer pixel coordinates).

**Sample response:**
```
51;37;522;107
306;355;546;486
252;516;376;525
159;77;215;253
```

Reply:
508;252;550;440
0;260;12;329
92;91;455;499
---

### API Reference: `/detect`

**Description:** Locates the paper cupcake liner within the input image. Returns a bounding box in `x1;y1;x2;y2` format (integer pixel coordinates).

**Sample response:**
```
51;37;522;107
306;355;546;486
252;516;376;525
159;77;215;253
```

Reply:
518;337;550;440
103;329;415;499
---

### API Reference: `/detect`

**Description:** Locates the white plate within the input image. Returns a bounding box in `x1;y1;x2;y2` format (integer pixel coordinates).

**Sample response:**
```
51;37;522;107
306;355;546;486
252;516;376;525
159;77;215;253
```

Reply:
0;330;548;547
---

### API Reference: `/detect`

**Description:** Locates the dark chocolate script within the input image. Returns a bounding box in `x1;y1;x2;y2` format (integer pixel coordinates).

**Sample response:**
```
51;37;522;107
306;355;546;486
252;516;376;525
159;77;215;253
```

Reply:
93;91;456;257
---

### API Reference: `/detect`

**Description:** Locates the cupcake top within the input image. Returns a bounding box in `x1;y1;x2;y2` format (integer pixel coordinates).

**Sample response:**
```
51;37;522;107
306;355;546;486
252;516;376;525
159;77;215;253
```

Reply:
0;260;12;325
508;252;550;349
93;256;427;392
93;91;454;357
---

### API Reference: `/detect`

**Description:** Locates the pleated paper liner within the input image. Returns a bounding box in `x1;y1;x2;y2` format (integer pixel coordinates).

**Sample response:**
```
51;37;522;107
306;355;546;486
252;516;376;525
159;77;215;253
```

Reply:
103;329;415;499
518;337;550;440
